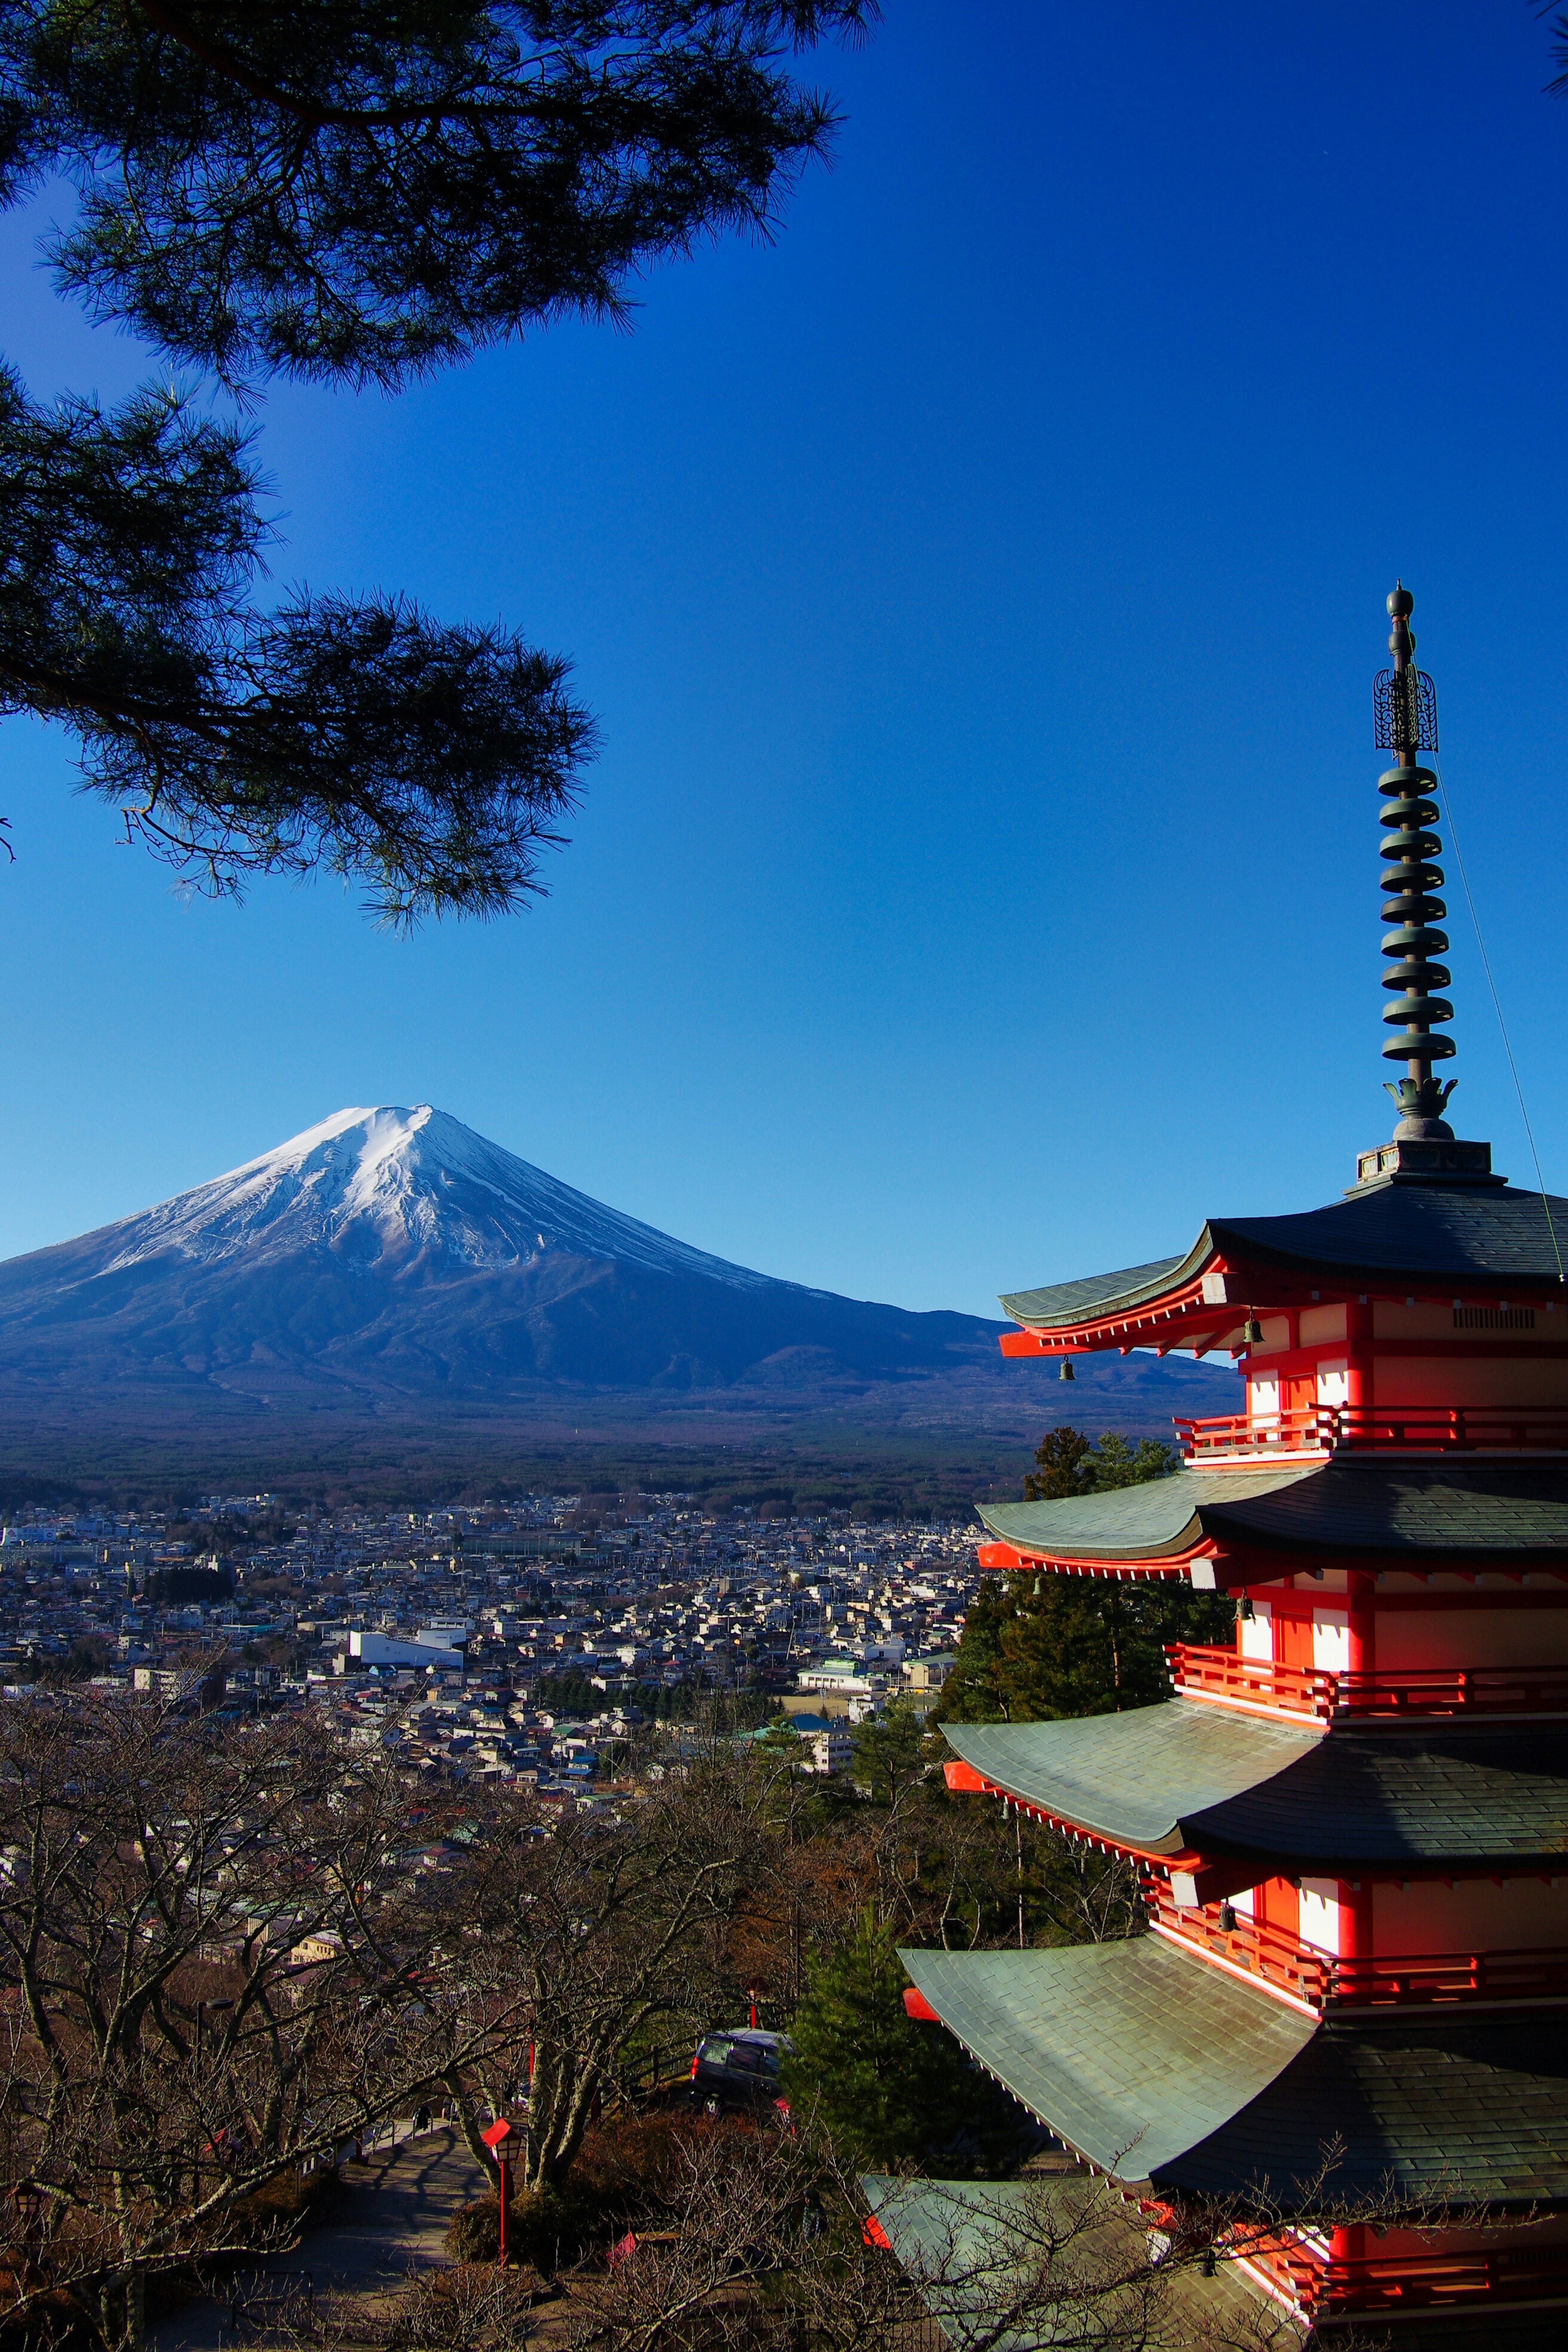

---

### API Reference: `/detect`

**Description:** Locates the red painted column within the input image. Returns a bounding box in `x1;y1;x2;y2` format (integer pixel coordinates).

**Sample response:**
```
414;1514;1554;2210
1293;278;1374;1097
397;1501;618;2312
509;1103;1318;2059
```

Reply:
1346;1570;1375;1679
1336;1879;1373;2002
1344;1299;1374;1428
1327;2223;1365;2314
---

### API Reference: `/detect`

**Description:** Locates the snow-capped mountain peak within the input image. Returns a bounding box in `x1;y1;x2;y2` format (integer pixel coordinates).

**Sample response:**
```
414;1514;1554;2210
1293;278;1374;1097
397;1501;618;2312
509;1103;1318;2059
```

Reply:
93;1105;782;1291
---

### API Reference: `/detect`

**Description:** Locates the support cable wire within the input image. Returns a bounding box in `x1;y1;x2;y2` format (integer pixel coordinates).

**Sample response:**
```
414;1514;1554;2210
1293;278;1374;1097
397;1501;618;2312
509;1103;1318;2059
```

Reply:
1432;760;1565;1286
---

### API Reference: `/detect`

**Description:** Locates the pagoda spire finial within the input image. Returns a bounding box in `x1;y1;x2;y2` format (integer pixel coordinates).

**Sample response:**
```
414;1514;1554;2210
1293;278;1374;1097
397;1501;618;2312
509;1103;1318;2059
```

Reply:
1374;582;1457;1140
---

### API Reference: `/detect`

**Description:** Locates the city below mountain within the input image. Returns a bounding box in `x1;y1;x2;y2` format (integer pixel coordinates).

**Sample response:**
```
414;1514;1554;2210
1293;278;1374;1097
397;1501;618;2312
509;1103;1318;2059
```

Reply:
0;1107;1235;1486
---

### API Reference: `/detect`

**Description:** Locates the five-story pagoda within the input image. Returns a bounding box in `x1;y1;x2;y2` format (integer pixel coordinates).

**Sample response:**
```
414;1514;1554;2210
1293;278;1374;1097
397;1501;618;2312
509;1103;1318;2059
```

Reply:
904;588;1568;2341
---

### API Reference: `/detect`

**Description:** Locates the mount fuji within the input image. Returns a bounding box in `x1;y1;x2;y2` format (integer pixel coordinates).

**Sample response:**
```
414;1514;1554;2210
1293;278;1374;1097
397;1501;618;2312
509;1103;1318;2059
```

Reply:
0;1107;1236;1457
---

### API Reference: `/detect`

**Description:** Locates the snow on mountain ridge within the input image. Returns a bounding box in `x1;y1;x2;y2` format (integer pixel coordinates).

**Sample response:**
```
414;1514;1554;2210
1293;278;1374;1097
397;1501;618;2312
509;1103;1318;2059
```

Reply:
94;1105;788;1293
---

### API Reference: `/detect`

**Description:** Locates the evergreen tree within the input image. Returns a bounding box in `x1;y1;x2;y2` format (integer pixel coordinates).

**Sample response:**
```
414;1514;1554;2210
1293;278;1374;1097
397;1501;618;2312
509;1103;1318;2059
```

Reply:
780;1907;1020;2173
0;3;875;917
940;1427;1232;1724
848;1700;927;1806
1022;1425;1095;1500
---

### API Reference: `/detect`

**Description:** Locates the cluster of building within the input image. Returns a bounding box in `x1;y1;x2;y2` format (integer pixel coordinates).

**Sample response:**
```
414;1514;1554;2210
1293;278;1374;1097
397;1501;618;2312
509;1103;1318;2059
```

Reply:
0;1491;973;1794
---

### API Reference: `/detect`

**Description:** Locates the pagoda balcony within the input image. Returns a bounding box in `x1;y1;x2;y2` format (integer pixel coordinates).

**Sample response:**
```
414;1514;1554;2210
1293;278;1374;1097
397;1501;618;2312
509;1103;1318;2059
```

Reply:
1320;2241;1568;2319
1174;1403;1568;1465
1166;1642;1568;1724
1147;1886;1568;2014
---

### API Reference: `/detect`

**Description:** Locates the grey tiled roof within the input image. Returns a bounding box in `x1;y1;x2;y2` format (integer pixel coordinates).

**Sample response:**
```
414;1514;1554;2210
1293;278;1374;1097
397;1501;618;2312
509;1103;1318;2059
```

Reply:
900;1940;1568;2210
1206;1458;1568;1554
859;2174;1270;2350
1000;1181;1568;1330
942;1707;1321;1854
977;1467;1317;1562
943;1706;1568;1870
1214;1183;1568;1285
897;1937;1314;2178
1163;2011;1568;2206
859;2176;1086;2352
978;1459;1568;1561
999;1257;1186;1327
1192;1720;1568;1867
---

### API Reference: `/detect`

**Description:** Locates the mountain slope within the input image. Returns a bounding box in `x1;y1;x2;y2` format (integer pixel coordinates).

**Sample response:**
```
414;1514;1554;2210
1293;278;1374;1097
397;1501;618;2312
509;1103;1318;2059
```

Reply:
0;1106;1238;1437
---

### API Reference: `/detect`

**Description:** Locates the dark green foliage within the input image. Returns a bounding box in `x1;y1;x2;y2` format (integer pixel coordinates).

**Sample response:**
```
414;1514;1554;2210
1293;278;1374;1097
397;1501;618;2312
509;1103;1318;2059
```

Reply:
141;1564;233;1604
1022;1425;1095;1500
35;1633;114;1686
1024;1425;1178;1501
939;1572;1231;1724
941;1427;1232;1723
780;1908;1025;2174
2;2;877;392
446;2184;580;2270
0;1;875;913
0;362;591;922
848;1702;928;1806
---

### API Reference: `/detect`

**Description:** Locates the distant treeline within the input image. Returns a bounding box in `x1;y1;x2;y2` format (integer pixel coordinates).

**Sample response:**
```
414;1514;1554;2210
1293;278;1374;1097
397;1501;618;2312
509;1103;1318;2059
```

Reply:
532;1669;774;1730
0;1424;1025;1520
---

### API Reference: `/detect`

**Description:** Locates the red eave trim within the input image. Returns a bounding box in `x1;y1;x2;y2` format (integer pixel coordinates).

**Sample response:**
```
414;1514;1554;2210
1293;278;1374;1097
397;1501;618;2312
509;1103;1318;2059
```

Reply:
977;1537;1212;1579
1002;1258;1568;1359
941;1757;1198;1870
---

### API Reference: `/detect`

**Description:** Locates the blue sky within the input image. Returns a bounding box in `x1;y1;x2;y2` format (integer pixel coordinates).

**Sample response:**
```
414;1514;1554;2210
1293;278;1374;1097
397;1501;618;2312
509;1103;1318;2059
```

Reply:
1;2;1566;1317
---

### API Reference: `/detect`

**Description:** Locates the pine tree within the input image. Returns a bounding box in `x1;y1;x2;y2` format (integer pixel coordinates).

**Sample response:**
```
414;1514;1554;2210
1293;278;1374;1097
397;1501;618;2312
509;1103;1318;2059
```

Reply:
0;3;875;917
940;1428;1232;1723
781;1908;1016;2172
848;1700;927;1806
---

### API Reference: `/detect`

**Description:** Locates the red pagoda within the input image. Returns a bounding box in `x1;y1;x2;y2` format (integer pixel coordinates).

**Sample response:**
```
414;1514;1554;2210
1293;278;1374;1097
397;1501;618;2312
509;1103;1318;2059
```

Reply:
903;587;1568;2342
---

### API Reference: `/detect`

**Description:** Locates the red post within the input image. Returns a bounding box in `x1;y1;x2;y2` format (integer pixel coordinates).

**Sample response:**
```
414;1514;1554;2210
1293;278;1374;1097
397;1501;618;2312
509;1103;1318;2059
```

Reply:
481;2118;516;2264
1344;1298;1374;1434
1346;1569;1375;1682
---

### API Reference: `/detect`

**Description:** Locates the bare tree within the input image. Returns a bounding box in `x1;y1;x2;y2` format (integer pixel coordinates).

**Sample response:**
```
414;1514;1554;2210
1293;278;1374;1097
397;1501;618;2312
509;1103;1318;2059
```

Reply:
506;2123;1314;2352
432;1753;772;2196
0;1687;506;2349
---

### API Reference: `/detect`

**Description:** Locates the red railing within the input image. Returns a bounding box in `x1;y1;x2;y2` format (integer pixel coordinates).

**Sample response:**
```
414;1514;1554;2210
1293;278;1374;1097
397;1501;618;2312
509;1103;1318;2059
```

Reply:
1175;1405;1568;1461
1147;1886;1332;2002
1149;1886;1568;2013
1165;1643;1338;1718
1330;1945;1568;2009
1167;1644;1568;1722
1323;2243;1568;2314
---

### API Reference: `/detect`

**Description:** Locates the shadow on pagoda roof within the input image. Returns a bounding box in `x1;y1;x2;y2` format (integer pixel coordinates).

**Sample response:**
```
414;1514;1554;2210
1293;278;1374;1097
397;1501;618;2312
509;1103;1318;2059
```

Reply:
1001;1182;1568;1332
978;1458;1568;1565
940;1708;1568;1873
898;1938;1568;2210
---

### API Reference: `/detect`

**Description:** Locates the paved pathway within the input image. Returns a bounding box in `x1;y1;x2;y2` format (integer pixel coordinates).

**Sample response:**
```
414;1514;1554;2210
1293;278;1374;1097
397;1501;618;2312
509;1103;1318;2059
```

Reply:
152;2127;487;2350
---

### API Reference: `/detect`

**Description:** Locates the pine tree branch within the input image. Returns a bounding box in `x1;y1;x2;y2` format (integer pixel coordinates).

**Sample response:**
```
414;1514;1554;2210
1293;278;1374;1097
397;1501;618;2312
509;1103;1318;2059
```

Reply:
0;366;595;921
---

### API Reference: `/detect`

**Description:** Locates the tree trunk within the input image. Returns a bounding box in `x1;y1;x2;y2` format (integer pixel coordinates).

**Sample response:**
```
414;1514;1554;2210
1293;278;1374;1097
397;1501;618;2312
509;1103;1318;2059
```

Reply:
520;2041;601;2192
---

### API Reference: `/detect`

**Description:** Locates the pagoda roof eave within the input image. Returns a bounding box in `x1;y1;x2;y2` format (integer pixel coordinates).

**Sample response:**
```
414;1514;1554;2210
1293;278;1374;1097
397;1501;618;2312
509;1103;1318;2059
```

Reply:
941;1708;1321;1857
859;2173;1267;2349
976;1466;1317;1564
942;1708;1568;1872
1000;1183;1568;1348
896;1937;1314;2183
900;1939;1568;2209
977;1459;1568;1566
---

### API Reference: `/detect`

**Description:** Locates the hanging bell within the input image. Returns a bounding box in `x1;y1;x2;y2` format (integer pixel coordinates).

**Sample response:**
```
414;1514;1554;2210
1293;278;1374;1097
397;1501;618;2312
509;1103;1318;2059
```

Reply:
1058;1357;1076;1381
1241;1315;1264;1345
